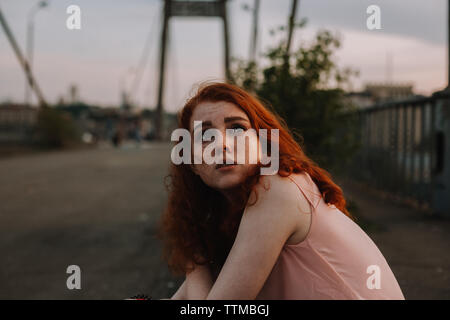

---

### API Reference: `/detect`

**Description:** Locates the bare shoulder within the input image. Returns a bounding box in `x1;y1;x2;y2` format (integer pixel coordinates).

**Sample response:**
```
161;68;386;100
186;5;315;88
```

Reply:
248;174;311;213
244;174;313;245
243;176;309;232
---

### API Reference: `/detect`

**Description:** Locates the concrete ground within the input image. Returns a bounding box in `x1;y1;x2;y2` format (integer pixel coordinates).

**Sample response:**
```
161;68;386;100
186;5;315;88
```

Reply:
337;177;450;300
0;143;448;299
0;142;182;299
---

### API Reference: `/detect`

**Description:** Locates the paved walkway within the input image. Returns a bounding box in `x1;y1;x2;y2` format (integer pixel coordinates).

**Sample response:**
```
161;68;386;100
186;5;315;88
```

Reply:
0;143;180;299
0;144;448;299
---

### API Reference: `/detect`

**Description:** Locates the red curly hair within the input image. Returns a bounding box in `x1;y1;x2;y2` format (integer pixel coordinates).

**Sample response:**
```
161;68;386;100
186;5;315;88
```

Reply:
157;81;352;279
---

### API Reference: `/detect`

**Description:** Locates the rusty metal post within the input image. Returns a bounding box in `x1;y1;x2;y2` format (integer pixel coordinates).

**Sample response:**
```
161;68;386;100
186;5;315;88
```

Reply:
155;0;170;140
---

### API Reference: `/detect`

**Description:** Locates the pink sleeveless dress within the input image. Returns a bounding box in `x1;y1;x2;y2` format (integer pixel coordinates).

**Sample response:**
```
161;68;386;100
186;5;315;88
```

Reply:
256;171;405;300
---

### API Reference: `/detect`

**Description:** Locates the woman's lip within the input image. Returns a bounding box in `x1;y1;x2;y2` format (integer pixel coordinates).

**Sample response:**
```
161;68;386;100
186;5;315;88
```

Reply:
216;163;237;170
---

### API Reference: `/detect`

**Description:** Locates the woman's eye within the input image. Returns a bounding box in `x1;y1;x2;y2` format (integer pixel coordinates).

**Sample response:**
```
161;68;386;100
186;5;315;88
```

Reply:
230;124;247;132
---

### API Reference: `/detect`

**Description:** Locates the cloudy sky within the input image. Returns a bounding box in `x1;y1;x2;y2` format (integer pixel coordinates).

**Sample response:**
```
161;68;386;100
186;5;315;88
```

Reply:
0;0;447;112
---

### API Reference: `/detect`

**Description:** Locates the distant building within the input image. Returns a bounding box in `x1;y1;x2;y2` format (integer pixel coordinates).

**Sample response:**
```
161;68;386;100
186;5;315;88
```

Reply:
345;91;374;109
0;104;38;144
346;82;418;109
365;83;415;101
0;101;178;146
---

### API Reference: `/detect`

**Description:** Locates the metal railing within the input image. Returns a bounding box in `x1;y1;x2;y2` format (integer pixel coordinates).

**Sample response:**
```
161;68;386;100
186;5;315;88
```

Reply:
343;91;449;211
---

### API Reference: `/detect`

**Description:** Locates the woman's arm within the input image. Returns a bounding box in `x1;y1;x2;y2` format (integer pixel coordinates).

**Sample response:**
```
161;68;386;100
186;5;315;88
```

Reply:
170;262;214;299
185;262;214;299
206;175;308;300
171;279;186;299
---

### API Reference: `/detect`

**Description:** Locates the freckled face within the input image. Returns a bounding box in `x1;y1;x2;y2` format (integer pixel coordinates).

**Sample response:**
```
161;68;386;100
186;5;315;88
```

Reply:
189;101;259;191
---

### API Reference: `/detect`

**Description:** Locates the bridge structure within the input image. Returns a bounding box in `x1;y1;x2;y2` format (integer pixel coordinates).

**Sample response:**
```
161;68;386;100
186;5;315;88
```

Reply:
154;0;231;140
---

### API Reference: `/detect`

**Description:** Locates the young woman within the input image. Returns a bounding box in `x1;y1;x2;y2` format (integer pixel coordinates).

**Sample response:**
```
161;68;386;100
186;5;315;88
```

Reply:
158;82;404;300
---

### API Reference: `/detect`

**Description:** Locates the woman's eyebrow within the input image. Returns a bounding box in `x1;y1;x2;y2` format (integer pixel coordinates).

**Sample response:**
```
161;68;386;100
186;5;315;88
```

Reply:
192;117;248;133
224;116;249;123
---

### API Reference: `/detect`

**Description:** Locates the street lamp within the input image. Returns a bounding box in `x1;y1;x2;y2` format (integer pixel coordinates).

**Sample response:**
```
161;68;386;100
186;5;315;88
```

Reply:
25;0;48;106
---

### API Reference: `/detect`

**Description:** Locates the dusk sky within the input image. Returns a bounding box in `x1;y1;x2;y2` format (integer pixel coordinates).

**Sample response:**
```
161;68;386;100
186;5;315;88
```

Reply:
0;0;447;112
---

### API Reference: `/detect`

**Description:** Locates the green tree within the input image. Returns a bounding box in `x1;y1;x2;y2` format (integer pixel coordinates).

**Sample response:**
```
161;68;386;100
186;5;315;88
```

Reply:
35;107;81;148
231;26;360;172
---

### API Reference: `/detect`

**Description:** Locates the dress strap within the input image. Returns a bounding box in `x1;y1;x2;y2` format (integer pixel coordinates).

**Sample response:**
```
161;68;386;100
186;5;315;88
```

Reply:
287;172;322;210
